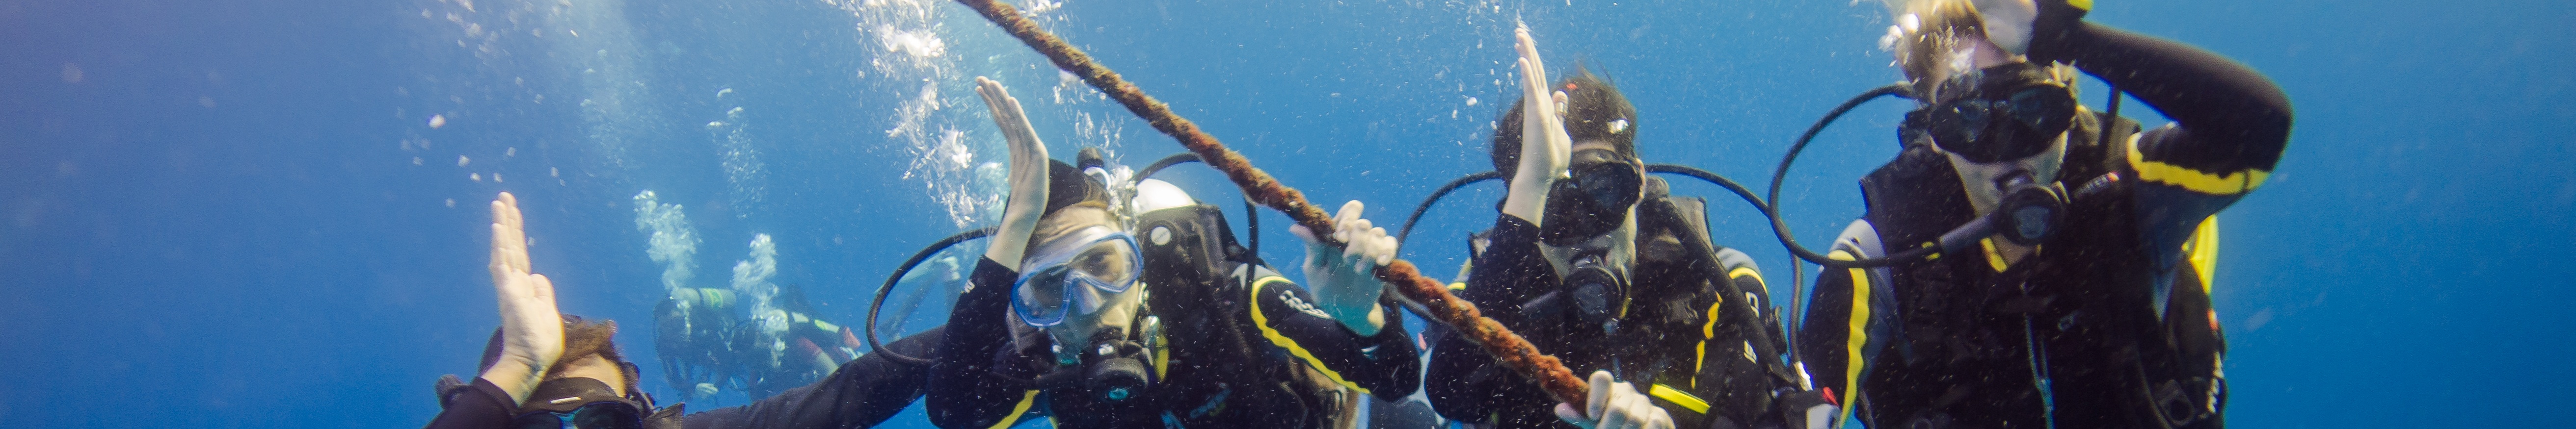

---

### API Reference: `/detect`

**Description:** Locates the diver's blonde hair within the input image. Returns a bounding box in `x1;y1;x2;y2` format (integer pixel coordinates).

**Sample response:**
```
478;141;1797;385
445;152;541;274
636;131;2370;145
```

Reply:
1879;0;2079;101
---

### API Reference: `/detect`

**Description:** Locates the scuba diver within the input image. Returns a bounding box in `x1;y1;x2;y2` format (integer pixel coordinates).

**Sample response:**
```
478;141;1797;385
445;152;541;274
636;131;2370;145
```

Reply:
428;192;683;429
925;77;1422;429
1787;0;2290;428
655;283;872;401
1423;28;1829;429
429;192;947;429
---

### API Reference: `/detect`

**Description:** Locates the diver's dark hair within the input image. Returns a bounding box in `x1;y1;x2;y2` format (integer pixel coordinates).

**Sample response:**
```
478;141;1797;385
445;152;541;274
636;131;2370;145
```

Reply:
1492;69;1638;180
1042;158;1109;217
474;315;642;395
1028;151;1118;256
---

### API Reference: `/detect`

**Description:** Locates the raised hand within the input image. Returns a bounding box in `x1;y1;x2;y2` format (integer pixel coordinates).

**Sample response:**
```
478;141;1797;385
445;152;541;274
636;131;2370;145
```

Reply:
1970;0;2040;54
1503;25;1575;226
1290;200;1399;336
975;76;1052;271
482;191;564;404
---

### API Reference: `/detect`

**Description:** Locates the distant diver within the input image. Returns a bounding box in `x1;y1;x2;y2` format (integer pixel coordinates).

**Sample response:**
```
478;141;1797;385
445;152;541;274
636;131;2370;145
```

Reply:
1780;0;2291;428
922;77;1423;429
1417;27;1831;429
655;283;874;401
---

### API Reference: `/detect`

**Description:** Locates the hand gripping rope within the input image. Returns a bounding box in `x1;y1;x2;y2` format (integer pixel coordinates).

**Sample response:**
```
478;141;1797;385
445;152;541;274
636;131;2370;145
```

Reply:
953;0;1591;404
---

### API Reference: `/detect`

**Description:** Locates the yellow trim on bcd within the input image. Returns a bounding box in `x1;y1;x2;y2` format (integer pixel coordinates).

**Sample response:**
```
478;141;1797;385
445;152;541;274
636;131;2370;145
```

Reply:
982;390;1043;429
1248;276;1372;395
1649;383;1712;414
1829;250;1870;427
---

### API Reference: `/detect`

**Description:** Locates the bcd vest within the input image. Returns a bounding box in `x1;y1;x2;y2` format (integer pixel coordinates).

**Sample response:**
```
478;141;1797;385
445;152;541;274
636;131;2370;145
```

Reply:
1853;111;2227;429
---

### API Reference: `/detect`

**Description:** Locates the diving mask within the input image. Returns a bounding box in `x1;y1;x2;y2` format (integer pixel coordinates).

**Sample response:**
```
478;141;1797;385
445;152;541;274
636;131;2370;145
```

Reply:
510;377;647;429
1541;149;1645;246
1910;65;2077;163
1011;226;1143;327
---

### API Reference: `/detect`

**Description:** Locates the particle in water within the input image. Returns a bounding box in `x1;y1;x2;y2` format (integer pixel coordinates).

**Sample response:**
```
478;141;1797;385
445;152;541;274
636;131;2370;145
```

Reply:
470;173;482;181
505;147;516;157
445;199;456;207
457;155;470;166
550;167;560;177
429;114;447;128
1465;97;1479;106
493;173;503;183
413;157;423;165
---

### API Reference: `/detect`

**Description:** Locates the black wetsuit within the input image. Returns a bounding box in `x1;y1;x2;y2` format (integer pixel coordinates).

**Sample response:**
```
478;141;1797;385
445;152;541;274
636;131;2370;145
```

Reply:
424;378;527;429
424;328;942;429
1794;22;2290;429
927;203;1422;429
1428;189;1807;429
680;327;945;429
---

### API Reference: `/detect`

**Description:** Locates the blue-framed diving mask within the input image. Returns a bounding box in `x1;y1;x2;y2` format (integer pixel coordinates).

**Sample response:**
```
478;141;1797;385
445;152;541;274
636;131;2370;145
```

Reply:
1010;225;1144;327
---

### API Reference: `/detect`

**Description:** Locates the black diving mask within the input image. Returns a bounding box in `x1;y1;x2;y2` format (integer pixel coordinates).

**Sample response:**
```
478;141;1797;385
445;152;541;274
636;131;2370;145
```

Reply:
511;377;646;429
1909;65;2077;164
1541;149;1644;246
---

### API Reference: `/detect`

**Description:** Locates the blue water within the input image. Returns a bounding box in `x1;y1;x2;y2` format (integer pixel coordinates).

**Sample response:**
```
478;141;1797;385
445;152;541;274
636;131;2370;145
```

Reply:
3;0;2569;427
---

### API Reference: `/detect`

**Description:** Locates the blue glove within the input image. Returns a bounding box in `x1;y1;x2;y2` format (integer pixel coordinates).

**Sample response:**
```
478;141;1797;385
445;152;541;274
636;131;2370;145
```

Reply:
1290;200;1398;336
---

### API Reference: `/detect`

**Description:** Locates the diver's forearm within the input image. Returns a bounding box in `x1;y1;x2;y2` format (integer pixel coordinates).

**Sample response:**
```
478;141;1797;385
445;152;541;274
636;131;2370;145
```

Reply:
2054;23;2292;171
475;363;541;406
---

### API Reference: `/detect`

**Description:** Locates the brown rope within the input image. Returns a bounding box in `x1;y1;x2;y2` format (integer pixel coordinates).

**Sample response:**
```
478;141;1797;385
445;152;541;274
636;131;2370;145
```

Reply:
952;0;1588;404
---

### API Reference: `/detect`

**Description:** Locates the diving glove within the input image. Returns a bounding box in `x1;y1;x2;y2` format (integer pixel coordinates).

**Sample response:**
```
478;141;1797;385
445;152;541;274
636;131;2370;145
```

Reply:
1553;371;1675;429
1291;200;1398;336
975;76;1051;271
1974;0;2092;61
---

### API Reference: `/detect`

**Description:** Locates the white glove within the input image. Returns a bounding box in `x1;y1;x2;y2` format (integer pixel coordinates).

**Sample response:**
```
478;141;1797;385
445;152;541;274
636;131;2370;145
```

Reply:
1971;0;2040;54
1554;370;1675;429
975;76;1051;271
1501;25;1574;227
1289;200;1398;336
482;191;565;404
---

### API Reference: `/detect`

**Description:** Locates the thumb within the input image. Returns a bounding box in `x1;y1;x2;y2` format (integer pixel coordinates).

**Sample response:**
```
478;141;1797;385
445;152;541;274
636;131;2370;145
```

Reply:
1289;224;1327;247
1555;403;1598;429
1588;371;1616;419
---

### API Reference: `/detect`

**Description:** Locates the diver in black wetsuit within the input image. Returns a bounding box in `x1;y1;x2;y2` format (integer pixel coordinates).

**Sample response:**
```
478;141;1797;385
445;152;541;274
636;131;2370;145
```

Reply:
1425;28;1826;429
925;77;1422;429
1791;0;2290;428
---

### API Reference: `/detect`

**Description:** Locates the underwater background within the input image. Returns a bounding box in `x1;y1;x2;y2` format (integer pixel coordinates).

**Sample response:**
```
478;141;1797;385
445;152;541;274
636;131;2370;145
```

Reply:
2;0;2569;427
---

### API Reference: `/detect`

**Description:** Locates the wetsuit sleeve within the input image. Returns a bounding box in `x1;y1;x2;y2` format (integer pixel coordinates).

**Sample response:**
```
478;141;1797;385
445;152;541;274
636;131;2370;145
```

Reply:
926;258;1045;429
422;378;518;429
1425;214;1562;426
2044;22;2292;268
1793;220;1894;422
2047;22;2292;192
681;327;946;429
1243;267;1422;401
